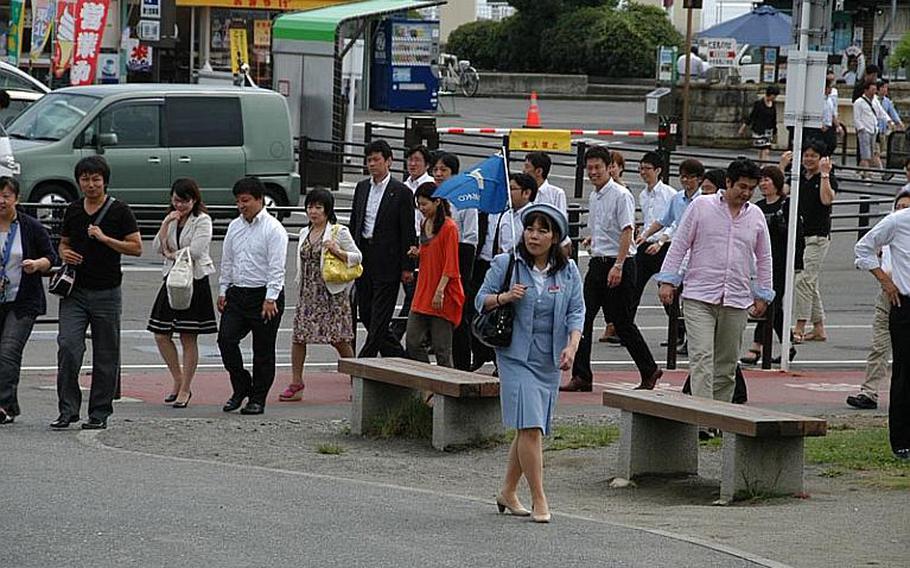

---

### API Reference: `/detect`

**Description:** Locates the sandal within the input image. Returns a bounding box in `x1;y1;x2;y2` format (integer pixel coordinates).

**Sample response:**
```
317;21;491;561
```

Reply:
739;348;762;365
278;383;305;401
792;331;805;345
803;331;827;342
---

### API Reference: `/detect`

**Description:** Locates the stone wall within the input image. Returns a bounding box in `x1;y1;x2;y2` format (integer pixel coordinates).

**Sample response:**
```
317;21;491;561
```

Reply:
674;83;763;149
476;73;588;97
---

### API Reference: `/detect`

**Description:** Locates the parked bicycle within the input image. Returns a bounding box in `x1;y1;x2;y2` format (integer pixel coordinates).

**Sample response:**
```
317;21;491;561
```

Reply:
438;53;480;97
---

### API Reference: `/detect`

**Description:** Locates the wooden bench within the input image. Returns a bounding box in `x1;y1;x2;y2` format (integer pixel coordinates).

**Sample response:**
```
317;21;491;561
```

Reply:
602;388;827;501
338;358;502;450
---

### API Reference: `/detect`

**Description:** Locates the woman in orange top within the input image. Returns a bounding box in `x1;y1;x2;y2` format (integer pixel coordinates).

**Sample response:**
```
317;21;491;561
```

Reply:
405;182;464;367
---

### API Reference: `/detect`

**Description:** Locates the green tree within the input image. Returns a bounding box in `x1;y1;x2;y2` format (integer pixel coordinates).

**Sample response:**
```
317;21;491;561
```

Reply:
445;20;501;70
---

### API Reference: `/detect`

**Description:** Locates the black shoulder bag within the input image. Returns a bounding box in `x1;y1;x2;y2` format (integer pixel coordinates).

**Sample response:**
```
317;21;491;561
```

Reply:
471;254;517;348
49;197;116;298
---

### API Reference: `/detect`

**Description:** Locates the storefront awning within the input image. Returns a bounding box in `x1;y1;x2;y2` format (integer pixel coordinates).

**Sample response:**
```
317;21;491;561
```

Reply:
175;0;351;10
273;0;445;43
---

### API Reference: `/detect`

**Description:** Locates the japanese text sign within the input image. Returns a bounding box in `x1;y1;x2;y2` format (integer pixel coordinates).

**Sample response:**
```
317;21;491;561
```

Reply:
508;129;572;153
70;0;111;86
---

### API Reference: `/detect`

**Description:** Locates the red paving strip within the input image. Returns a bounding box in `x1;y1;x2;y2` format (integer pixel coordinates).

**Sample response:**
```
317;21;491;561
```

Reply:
23;366;880;410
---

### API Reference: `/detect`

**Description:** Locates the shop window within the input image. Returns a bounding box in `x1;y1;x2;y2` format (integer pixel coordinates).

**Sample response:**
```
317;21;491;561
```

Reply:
166;97;242;147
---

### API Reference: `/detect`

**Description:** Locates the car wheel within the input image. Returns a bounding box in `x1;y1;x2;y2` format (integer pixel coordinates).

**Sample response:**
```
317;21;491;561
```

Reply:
28;184;75;228
263;185;288;220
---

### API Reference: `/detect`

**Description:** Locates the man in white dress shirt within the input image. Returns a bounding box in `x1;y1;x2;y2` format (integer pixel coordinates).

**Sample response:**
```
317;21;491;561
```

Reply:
854;204;910;460
392;145;436;342
631;151;676;318
218;177;289;415
562;145;661;392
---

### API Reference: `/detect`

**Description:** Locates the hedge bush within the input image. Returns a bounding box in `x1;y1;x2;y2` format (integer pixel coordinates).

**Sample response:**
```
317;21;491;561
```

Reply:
444;1;682;77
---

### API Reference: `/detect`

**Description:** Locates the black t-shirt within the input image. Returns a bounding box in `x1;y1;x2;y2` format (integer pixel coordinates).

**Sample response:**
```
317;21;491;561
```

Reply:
756;197;804;275
62;197;139;290
747;99;777;135
797;170;837;237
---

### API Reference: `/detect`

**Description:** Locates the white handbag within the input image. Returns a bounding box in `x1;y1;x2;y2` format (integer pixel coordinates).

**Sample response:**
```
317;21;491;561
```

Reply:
166;248;194;310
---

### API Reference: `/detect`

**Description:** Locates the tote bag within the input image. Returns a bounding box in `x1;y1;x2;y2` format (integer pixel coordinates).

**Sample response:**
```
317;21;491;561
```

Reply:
166;248;194;310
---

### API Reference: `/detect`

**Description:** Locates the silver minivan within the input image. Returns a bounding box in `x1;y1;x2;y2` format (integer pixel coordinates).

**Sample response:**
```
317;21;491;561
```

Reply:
7;84;300;212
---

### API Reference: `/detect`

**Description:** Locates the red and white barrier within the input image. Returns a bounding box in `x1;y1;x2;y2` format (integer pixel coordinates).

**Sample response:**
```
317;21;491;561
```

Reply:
436;127;666;138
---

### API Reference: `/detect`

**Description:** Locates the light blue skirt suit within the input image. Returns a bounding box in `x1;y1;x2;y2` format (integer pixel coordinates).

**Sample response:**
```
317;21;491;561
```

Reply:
476;253;585;435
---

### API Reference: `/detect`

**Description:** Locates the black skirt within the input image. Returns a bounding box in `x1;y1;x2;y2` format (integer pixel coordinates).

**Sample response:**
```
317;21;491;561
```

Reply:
147;275;218;335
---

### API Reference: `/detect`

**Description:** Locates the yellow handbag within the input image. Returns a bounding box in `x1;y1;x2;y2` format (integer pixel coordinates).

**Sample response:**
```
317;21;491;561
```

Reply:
322;225;363;284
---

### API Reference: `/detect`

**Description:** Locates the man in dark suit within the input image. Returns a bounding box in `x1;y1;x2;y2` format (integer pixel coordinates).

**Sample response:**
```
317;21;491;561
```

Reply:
349;140;416;357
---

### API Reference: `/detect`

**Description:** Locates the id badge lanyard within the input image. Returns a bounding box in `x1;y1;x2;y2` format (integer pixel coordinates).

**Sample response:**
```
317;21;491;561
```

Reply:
0;220;19;301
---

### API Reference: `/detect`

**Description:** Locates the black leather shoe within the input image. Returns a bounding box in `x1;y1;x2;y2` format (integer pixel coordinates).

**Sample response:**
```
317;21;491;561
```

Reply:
559;377;593;392
240;401;264;415
81;417;107;430
894;448;910;461
222;398;244;412
50;414;79;429
846;394;878;410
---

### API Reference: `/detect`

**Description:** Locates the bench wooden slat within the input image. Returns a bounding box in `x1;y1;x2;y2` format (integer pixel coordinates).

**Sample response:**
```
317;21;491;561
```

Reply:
603;389;827;438
338;358;500;398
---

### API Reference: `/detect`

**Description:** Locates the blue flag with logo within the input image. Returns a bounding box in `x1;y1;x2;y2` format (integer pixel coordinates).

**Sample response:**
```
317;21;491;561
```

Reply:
433;154;509;214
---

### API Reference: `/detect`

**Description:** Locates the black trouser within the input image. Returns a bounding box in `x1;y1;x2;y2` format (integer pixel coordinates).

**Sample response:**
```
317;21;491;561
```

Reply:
217;286;284;406
470;258;495;367
573;257;657;383
682;365;748;404
889;296;910;452
631;241;668;316
357;243;406;358
452;243;476;371
753;284;785;346
390;272;417;342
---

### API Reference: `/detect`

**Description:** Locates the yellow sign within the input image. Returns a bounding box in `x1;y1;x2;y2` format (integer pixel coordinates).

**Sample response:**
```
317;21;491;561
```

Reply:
176;0;345;10
254;20;271;48
229;28;249;74
509;129;572;153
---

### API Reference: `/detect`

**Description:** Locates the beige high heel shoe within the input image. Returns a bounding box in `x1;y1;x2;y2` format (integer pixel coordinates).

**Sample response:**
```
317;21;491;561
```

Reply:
531;504;551;523
495;495;531;516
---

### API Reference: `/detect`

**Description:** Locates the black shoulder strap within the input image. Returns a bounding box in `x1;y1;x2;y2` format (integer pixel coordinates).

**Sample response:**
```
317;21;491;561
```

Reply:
94;196;116;226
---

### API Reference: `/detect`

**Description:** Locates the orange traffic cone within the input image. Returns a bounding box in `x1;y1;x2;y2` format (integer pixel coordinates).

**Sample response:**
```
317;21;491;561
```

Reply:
524;91;541;128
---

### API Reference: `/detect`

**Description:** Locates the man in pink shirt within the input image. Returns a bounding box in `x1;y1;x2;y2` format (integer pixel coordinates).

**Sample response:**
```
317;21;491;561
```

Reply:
657;159;774;403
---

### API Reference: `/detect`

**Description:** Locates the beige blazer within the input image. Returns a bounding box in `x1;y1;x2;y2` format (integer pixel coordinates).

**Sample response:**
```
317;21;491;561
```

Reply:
296;222;362;295
153;212;216;280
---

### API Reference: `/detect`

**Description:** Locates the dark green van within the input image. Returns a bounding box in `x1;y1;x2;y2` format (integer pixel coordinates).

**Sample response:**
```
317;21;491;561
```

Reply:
7;84;300;212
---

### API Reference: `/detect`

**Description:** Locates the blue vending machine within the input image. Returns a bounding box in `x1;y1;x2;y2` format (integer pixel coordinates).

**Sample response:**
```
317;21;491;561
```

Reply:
370;18;439;112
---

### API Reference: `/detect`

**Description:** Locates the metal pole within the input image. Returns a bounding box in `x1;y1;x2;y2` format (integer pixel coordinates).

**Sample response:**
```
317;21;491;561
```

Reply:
781;1;814;373
858;194;871;239
190;7;196;80
681;6;694;147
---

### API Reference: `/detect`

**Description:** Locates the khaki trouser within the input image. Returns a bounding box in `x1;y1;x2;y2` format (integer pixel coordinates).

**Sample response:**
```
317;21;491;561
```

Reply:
684;299;749;403
795;235;831;324
860;291;893;402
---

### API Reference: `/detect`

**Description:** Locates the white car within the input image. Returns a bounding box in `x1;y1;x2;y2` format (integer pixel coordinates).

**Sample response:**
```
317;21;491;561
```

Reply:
1;89;44;127
0;61;51;94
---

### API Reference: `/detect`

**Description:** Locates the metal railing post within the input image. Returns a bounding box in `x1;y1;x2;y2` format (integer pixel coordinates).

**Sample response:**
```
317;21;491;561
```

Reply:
858;194;871;239
574;141;587;200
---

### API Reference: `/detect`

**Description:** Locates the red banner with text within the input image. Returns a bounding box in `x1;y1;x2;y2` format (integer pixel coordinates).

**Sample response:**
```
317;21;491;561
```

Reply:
52;0;77;78
70;0;111;86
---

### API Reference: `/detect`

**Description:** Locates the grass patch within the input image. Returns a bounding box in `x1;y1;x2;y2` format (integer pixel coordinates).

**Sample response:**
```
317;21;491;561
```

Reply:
545;424;619;451
699;435;724;449
366;396;433;440
316;443;346;455
806;427;910;488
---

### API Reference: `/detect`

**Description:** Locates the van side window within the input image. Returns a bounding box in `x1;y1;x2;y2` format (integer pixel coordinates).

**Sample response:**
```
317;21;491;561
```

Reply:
95;104;161;147
166;97;242;147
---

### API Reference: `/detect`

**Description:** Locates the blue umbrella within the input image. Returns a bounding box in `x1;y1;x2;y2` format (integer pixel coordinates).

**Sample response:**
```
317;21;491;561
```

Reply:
697;6;792;47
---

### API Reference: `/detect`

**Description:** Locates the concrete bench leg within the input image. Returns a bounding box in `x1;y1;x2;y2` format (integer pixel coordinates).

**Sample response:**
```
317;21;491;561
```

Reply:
721;434;805;501
432;395;503;451
618;411;698;479
350;377;417;436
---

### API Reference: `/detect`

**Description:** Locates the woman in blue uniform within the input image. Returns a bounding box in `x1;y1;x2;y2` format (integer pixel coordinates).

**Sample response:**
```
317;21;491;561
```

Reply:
477;202;584;523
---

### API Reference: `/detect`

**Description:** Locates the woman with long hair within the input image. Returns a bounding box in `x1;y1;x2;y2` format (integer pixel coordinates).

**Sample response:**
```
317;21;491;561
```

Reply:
477;203;584;523
148;178;217;408
404;182;464;366
280;189;360;401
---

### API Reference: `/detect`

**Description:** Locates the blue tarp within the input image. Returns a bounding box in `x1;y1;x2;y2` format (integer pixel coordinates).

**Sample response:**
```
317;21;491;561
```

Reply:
697;6;792;47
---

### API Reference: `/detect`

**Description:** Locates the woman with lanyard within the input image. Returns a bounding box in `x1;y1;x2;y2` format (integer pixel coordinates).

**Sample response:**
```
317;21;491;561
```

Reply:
0;176;57;424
